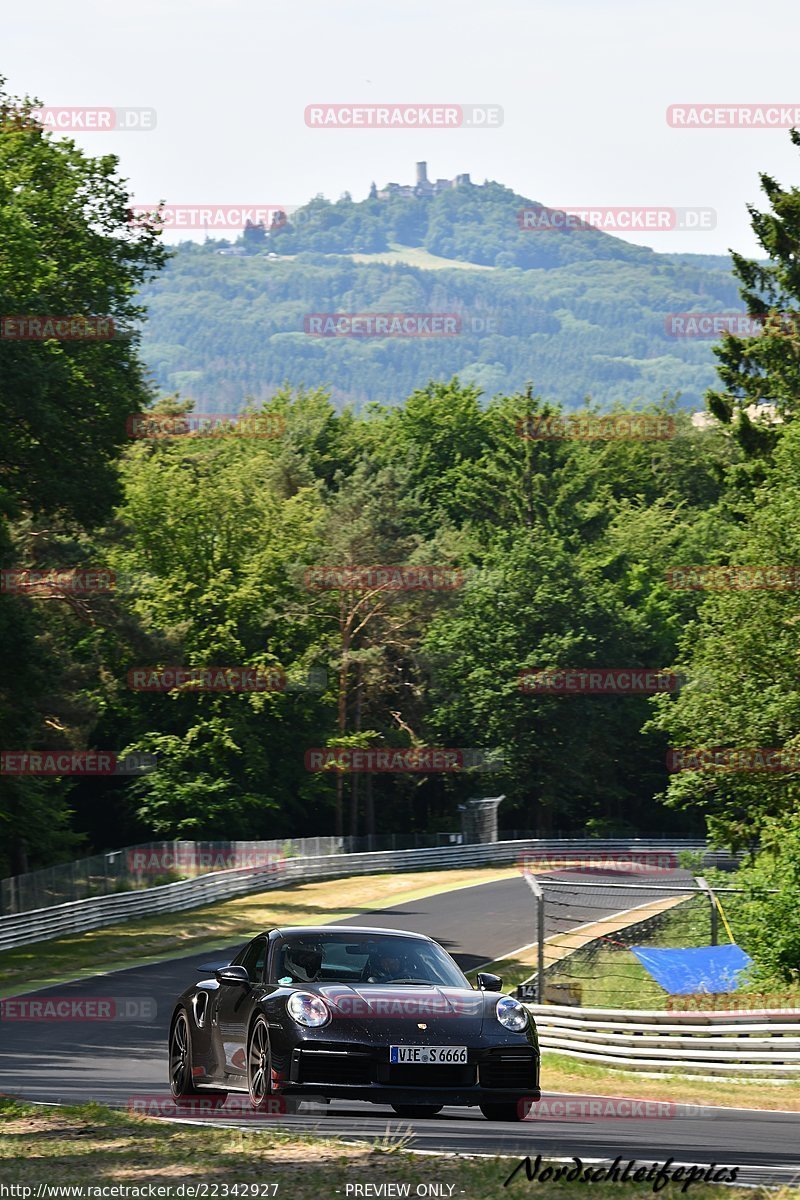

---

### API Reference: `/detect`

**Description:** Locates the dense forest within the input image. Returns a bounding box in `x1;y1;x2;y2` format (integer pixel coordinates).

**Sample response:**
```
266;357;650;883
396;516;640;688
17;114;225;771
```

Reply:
137;184;739;410
2;379;737;868
3;84;800;965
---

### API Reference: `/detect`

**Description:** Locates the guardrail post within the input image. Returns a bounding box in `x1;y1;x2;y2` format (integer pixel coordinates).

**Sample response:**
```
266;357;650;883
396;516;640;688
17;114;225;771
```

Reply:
696;875;718;945
537;888;545;1001
524;874;546;1003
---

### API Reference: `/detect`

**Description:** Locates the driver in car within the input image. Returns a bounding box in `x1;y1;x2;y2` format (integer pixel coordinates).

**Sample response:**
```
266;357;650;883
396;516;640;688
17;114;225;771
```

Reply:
283;941;323;983
366;945;416;983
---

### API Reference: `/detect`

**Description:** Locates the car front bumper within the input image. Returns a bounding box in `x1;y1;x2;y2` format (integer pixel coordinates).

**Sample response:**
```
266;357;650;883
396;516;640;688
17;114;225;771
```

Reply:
276;1042;541;1106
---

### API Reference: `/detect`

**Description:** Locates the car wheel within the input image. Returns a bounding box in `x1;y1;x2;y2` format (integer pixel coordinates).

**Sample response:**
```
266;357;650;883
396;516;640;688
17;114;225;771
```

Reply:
390;1104;443;1118
169;1010;228;1108
169;1010;202;1101
479;1100;532;1122
247;1015;275;1112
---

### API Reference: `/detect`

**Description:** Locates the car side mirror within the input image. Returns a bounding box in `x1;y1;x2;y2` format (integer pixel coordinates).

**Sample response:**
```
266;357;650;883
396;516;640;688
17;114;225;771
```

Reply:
214;965;250;986
476;971;503;992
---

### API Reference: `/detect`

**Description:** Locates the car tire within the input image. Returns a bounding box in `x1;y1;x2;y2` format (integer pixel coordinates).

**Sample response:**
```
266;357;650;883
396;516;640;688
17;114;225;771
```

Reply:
247;1015;275;1112
169;1010;228;1107
479;1099;532;1122
390;1104;443;1118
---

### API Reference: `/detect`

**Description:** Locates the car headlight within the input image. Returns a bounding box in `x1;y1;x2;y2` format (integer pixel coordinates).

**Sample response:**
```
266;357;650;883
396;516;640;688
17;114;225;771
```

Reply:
496;996;528;1032
287;992;329;1027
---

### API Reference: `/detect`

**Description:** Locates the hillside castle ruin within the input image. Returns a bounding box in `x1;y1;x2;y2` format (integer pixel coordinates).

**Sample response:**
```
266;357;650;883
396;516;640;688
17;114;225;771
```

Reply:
374;162;473;201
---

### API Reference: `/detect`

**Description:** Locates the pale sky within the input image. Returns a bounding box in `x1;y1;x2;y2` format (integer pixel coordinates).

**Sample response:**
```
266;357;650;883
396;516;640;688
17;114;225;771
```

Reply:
6;0;800;255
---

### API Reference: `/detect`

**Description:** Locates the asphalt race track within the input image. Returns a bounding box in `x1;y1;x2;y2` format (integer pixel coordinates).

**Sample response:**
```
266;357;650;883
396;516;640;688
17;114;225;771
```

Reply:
2;870;799;1186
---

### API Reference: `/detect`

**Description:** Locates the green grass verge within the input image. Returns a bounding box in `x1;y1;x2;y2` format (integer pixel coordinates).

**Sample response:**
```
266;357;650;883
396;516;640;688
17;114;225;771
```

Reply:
541;1051;800;1111
0;1098;776;1198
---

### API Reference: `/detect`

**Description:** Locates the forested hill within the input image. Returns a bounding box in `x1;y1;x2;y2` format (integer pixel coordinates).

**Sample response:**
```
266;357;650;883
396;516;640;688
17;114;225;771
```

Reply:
138;180;739;411
268;182;726;272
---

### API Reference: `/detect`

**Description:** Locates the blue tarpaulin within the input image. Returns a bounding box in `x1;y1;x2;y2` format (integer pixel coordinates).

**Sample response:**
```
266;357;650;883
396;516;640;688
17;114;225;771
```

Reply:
629;944;753;994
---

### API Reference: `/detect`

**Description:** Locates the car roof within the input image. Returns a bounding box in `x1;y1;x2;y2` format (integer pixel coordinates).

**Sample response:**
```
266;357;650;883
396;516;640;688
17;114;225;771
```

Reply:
272;925;435;941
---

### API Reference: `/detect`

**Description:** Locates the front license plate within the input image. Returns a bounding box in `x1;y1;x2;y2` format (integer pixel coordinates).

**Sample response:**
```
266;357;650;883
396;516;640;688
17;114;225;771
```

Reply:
389;1045;467;1064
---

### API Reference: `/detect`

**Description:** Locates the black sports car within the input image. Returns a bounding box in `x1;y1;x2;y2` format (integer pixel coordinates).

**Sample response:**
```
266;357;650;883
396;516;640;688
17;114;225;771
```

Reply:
169;925;540;1121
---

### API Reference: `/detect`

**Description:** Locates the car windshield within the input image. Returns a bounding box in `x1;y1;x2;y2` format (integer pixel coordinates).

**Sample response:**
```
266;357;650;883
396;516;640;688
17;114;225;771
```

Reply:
276;932;469;987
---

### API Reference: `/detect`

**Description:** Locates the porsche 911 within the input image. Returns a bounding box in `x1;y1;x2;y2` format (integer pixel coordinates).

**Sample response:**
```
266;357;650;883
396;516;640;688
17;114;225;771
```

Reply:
168;925;540;1121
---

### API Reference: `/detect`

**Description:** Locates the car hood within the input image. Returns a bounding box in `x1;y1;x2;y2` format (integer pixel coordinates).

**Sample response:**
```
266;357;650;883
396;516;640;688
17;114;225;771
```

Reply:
316;984;486;1036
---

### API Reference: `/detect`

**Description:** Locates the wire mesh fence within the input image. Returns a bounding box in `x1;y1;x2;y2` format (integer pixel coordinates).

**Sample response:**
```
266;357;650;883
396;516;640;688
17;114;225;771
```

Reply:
511;862;785;1011
0;828;551;916
534;876;710;1009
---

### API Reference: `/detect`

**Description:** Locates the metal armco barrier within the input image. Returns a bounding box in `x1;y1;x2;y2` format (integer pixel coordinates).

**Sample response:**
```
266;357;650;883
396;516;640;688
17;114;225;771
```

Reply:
527;1002;800;1081
0;838;711;952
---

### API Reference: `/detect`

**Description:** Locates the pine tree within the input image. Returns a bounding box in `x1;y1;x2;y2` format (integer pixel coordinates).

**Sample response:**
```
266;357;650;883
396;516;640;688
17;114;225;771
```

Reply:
706;128;800;463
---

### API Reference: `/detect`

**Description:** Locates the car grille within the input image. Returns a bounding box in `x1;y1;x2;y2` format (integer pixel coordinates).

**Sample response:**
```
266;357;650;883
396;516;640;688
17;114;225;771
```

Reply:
296;1050;372;1086
294;1048;536;1091
479;1050;538;1090
384;1064;476;1088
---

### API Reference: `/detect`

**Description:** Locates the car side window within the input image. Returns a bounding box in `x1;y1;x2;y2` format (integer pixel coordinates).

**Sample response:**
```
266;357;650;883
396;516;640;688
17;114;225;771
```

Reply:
239;937;267;983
